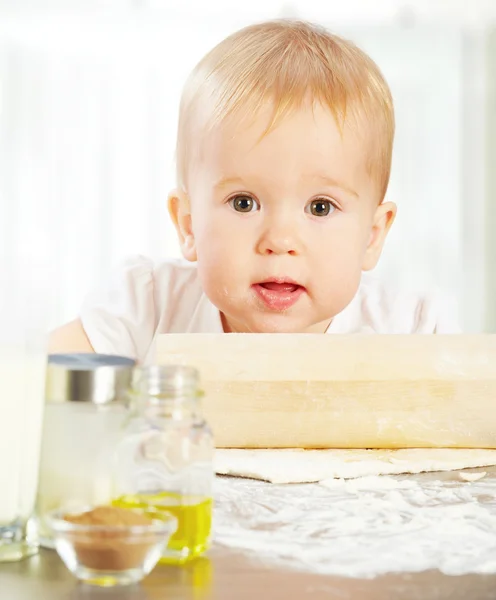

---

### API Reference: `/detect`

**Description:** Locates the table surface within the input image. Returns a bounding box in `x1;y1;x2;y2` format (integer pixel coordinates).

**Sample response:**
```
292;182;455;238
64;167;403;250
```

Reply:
3;468;496;600
3;544;496;600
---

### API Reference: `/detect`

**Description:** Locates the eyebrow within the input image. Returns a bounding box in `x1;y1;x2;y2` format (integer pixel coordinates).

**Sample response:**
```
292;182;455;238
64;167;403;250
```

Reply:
214;176;247;190
214;174;359;199
312;174;359;199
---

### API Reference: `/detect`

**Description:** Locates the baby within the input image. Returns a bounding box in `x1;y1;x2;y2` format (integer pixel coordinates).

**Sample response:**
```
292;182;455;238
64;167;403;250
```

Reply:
49;20;459;362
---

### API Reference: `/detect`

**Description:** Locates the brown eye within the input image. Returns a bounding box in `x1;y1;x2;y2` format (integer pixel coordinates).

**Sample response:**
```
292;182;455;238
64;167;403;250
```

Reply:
229;195;259;213
307;199;335;217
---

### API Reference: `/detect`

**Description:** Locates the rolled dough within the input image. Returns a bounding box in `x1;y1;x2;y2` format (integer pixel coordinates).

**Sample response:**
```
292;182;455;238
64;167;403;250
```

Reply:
215;448;496;484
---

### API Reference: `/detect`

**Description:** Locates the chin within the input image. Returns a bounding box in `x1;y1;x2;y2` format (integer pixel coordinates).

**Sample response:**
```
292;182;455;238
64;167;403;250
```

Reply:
228;312;327;334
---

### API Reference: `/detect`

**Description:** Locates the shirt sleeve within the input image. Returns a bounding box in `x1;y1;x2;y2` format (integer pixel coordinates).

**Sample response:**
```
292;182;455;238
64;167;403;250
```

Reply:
333;275;463;334
417;292;462;334
80;256;157;361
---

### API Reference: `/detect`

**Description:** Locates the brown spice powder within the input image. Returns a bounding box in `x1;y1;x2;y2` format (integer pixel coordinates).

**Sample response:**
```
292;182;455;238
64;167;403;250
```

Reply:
64;506;159;571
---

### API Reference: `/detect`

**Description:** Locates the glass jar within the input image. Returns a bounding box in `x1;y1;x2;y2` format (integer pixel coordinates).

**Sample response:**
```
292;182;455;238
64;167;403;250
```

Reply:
35;353;135;548
112;365;214;564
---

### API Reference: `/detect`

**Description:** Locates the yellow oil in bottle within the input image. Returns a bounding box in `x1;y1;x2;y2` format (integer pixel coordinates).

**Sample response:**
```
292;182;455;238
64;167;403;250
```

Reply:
113;492;212;564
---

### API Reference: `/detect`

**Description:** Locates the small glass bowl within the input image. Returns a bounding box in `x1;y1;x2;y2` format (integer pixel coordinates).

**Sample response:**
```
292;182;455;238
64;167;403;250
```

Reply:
46;507;177;587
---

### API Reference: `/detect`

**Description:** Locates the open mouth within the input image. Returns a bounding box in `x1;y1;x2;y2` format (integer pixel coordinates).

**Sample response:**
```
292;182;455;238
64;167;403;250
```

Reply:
252;279;306;311
258;281;301;293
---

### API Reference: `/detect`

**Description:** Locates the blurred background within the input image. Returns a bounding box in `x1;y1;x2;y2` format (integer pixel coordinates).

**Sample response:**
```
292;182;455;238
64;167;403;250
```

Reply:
0;0;494;332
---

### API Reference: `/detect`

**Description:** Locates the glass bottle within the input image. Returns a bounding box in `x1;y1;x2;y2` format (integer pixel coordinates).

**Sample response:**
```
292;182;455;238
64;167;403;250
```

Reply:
112;365;214;564
35;353;135;548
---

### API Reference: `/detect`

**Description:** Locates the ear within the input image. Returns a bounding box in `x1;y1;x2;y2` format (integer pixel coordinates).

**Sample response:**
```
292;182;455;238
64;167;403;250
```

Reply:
362;201;397;271
168;189;197;262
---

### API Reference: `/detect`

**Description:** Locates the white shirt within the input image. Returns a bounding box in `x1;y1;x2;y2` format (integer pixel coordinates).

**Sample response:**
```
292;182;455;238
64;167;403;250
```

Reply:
80;256;460;363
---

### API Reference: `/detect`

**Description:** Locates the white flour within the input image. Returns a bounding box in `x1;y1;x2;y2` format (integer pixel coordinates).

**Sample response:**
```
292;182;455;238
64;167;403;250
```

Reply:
214;473;496;578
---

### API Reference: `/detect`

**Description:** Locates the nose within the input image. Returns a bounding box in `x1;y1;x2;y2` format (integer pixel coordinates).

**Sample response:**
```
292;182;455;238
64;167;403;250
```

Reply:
256;217;301;256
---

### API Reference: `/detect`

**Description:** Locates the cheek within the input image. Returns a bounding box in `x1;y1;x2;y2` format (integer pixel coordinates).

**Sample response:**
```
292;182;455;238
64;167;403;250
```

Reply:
311;215;369;257
192;210;223;258
306;218;370;296
192;211;249;291
193;208;253;258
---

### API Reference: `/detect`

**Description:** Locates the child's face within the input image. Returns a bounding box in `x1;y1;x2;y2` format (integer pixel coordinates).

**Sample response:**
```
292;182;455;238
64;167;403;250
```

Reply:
170;103;395;333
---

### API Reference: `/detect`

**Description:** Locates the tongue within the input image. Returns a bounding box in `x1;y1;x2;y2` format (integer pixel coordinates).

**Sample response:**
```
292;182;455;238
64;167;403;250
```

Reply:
260;282;299;292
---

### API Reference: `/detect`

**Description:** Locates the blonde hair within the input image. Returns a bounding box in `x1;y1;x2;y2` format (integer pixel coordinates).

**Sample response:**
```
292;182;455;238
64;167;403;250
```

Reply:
176;20;395;200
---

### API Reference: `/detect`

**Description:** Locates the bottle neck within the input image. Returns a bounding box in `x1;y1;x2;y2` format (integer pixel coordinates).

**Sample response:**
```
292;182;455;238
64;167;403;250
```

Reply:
135;392;202;422
131;365;203;422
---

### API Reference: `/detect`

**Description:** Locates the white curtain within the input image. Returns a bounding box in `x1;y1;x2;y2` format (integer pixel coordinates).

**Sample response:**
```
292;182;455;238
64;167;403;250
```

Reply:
0;6;493;332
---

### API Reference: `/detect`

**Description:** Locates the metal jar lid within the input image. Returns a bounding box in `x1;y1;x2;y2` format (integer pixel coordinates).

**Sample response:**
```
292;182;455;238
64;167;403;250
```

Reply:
45;353;136;405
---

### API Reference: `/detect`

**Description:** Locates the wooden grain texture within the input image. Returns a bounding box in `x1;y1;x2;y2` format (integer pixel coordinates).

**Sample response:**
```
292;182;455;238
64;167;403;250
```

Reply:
156;334;496;449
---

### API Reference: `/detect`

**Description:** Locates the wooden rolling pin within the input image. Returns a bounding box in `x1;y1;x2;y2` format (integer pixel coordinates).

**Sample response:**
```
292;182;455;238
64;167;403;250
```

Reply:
156;334;496;449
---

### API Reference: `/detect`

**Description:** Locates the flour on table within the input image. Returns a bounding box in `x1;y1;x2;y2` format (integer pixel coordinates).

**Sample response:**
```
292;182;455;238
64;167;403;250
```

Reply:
214;472;496;578
459;471;487;482
215;448;496;484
